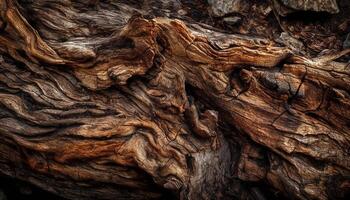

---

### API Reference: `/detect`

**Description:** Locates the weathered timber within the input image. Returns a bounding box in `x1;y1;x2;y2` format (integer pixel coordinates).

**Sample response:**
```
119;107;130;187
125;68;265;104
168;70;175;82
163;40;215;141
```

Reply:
0;0;349;200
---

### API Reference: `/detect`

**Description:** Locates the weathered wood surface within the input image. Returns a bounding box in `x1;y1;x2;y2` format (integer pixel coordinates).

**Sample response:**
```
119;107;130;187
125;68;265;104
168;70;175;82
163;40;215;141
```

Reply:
0;0;349;199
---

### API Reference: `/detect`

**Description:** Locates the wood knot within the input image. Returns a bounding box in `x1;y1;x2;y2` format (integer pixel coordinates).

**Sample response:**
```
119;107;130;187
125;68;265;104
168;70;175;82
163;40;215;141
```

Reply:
163;176;183;191
185;98;219;149
239;69;253;84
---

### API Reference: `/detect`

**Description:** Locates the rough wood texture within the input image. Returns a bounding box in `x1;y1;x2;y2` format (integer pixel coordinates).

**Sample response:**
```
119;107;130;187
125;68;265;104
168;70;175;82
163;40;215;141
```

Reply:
273;0;339;16
0;0;349;199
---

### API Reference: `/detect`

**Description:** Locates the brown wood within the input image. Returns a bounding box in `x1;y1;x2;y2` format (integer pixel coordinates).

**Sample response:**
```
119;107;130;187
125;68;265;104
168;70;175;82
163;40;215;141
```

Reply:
0;0;349;199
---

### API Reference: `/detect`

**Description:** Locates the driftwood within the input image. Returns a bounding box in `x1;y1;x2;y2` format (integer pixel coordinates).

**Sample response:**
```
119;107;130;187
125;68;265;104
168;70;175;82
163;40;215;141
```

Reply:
0;0;349;199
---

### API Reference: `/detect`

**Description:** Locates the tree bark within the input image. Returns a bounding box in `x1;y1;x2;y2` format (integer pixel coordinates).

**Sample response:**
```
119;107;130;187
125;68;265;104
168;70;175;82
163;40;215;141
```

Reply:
0;0;349;199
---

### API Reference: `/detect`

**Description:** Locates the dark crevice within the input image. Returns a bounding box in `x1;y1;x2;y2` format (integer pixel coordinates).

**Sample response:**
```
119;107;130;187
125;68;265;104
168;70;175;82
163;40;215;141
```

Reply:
0;174;65;200
290;153;327;170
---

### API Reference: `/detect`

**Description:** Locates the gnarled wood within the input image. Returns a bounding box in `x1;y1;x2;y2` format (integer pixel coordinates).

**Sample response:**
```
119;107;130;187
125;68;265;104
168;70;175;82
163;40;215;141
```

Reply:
0;0;349;199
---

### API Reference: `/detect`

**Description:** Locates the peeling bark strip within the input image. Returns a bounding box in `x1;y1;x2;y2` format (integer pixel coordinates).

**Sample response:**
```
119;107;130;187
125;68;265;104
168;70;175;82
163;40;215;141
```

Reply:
0;0;349;199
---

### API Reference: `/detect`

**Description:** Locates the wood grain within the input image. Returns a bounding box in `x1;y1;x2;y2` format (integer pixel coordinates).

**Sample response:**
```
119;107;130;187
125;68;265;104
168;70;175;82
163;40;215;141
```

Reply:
0;0;349;199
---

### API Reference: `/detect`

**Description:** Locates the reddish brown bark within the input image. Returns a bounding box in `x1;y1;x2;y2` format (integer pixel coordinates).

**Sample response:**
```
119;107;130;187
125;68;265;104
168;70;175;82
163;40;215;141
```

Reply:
0;0;349;199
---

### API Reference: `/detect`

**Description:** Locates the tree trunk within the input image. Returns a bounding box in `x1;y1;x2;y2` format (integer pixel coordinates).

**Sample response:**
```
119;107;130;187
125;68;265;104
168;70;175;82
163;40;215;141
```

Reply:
0;0;349;199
